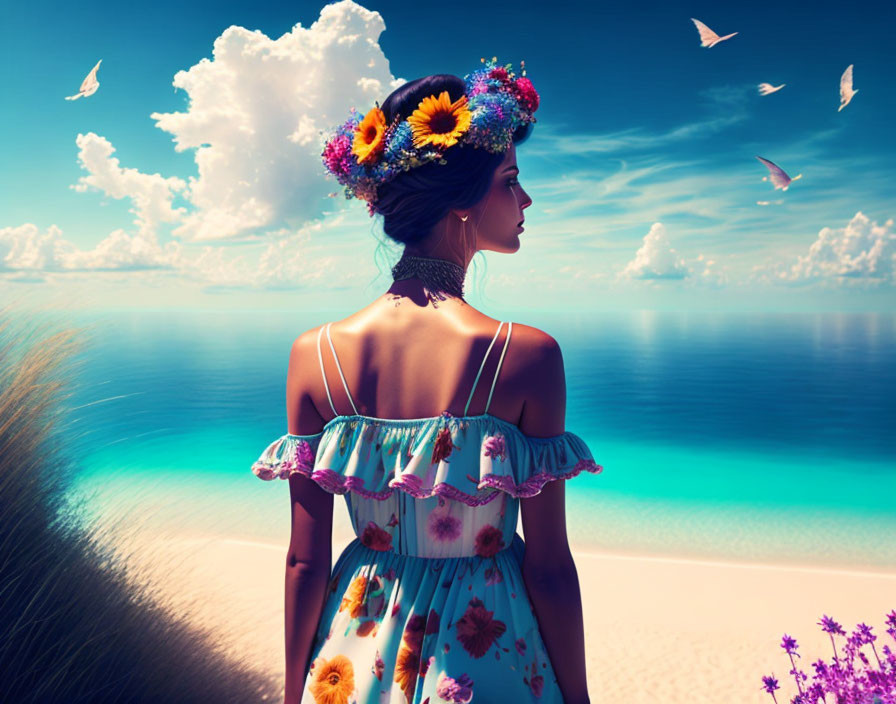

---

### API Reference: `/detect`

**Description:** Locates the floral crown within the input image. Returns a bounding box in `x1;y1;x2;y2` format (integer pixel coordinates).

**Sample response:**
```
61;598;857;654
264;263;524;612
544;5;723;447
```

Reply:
321;57;539;212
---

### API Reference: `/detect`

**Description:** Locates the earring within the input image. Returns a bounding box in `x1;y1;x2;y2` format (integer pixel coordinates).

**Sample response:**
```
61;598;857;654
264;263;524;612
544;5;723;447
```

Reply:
459;214;469;222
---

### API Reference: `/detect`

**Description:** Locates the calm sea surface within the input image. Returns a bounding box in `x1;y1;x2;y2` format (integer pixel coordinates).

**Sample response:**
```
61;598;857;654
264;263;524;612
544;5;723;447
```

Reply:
61;310;896;571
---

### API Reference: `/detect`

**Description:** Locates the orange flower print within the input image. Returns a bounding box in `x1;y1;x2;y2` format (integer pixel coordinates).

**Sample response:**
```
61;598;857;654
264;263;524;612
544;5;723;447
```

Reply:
394;613;426;703
431;426;455;464
455;597;507;658
339;575;368;619
308;654;355;704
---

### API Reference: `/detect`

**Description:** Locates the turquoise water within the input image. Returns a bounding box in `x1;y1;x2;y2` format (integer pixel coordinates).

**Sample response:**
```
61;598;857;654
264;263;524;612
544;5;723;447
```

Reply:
63;310;896;571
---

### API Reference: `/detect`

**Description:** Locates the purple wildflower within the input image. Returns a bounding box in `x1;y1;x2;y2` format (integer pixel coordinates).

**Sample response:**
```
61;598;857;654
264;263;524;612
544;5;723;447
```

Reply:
781;634;799;655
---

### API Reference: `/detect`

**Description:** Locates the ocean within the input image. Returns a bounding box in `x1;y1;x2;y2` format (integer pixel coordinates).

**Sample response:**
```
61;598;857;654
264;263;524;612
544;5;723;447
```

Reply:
61;310;896;572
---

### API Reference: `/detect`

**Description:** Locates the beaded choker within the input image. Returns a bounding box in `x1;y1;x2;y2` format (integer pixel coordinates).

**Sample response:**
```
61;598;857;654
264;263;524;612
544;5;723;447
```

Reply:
391;253;466;304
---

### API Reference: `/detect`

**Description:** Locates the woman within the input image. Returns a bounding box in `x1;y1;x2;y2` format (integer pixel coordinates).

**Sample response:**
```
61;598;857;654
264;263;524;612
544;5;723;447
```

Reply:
252;59;602;704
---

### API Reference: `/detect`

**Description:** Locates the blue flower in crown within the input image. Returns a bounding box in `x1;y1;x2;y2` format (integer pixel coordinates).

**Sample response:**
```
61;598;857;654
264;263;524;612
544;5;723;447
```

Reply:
321;57;539;211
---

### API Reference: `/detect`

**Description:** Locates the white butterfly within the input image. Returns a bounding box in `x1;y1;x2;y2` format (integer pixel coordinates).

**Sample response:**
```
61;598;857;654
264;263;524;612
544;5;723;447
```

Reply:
65;60;102;101
838;64;858;112
758;83;785;96
691;18;738;47
756;156;802;191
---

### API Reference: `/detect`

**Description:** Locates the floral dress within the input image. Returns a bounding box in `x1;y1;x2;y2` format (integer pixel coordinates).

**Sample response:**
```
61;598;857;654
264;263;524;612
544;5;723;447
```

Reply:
251;322;603;704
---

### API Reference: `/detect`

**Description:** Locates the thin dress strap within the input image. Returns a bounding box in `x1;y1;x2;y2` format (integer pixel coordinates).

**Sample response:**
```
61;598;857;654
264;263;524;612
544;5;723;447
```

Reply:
483;321;512;415
317;323;359;417
463;321;509;416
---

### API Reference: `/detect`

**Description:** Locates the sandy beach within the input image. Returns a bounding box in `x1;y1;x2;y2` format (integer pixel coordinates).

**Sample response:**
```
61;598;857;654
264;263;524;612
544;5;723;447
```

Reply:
77;476;895;704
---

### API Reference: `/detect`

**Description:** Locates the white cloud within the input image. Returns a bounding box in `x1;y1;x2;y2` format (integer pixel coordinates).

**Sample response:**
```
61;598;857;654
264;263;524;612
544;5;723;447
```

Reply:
0;223;181;272
149;0;405;242
70;133;188;239
620;222;690;280
779;211;895;284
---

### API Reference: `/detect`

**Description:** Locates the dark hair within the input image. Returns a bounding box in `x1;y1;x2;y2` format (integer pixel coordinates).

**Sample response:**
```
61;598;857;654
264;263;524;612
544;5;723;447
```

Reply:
374;74;533;245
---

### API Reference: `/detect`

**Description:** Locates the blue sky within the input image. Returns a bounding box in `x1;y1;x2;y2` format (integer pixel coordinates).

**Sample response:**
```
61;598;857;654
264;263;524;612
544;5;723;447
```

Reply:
1;0;894;311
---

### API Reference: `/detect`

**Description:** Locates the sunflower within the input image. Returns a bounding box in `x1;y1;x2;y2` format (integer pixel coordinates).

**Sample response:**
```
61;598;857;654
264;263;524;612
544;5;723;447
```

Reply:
352;106;387;165
308;654;355;704
407;91;471;150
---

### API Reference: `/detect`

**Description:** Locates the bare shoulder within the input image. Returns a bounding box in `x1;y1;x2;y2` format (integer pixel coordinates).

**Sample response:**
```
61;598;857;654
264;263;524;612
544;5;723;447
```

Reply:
286;324;328;435
506;322;566;438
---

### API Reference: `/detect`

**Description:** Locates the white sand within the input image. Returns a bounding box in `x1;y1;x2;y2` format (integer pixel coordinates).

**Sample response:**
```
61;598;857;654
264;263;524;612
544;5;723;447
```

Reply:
71;474;894;703
95;526;896;704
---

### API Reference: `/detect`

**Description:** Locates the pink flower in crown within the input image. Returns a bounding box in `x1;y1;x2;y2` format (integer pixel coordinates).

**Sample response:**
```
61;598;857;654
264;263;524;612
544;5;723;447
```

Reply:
436;671;475;703
322;132;353;179
293;440;316;470
360;521;393;552
488;66;511;85
512;77;540;112
483;434;507;462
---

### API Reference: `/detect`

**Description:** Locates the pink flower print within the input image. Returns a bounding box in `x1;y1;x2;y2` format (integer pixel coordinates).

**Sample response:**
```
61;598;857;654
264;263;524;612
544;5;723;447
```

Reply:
427;508;462;543
252;463;276;480
483;434;507;462
431;426;455;464
435;672;475;703
515;637;526;655
372;649;384;681
387;512;399;528
455;597;507;658
529;673;544;697
360;521;393;552
484;565;503;586
474;524;505;558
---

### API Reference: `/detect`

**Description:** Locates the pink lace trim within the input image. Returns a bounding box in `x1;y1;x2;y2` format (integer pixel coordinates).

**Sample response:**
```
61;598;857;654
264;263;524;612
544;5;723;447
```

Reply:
251;456;603;506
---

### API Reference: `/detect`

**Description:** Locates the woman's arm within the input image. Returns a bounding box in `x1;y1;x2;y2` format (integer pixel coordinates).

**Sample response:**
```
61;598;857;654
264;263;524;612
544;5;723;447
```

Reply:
284;333;334;704
284;475;333;703
521;482;590;704
518;331;590;704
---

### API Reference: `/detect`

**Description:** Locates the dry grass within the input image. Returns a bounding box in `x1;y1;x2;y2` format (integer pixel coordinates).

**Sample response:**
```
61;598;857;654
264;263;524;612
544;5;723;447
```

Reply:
0;309;280;703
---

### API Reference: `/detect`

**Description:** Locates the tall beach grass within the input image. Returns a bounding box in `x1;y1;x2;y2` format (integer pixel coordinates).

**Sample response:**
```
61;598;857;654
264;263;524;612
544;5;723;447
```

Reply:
0;309;279;703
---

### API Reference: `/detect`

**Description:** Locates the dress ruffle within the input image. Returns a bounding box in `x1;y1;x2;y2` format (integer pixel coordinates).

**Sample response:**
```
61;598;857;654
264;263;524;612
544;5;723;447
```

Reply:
251;413;602;506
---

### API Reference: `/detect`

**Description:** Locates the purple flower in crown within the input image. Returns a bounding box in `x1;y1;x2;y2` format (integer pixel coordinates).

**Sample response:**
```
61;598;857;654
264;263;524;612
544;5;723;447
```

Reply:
293;440;316;471
435;672;474;703
483;434;507;462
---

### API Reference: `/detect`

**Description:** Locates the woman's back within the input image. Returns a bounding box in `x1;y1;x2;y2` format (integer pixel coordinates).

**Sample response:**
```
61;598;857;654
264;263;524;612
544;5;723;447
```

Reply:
253;300;601;703
298;296;549;432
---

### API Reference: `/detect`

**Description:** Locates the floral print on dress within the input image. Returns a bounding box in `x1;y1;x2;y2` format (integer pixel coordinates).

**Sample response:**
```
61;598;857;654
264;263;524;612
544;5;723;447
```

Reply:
308;654;355;704
253;415;600;703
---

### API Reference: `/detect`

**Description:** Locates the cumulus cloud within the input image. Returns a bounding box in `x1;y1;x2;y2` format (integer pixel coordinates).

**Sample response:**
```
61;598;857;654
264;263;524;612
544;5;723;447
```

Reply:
0;224;181;272
620;222;690;280
779;211;895;284
150;0;404;242
70;133;188;239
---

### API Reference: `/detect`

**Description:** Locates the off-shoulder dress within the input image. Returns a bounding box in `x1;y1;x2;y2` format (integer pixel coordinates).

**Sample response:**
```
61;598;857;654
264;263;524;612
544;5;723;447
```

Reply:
252;321;602;704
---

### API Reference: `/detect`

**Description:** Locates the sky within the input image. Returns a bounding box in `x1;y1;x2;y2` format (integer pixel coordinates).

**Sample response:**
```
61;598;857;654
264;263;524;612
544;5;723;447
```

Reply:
1;0;894;312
